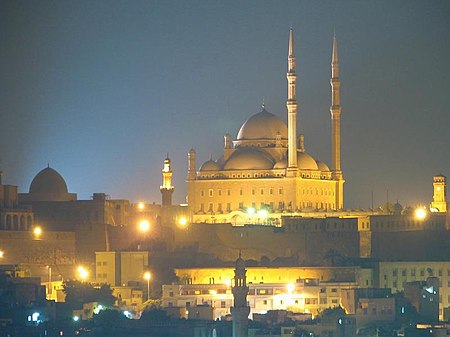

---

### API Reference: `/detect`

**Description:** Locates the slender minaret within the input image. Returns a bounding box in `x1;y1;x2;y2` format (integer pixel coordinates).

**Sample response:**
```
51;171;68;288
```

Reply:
160;156;174;206
330;33;344;209
330;33;342;178
231;252;249;337
286;28;298;175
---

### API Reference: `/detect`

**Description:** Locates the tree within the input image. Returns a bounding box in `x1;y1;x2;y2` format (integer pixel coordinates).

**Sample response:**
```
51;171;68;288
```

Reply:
63;280;115;309
315;306;346;323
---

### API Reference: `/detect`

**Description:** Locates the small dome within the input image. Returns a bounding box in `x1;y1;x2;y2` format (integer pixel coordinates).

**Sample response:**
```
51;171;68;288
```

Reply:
199;160;221;171
316;161;330;172
224;148;274;170
297;152;319;170
274;159;288;169
237;108;288;140
29;167;69;200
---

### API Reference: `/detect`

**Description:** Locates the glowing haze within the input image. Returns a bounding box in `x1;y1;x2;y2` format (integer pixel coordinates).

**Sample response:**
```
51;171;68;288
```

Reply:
0;1;449;208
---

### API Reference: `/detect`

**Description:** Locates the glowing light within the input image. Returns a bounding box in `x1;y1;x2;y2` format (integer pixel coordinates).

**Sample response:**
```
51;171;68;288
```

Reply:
287;283;295;294
144;272;151;281
139;220;150;232
73;316;80;322
415;207;427;220
178;216;188;227
258;209;268;218
32;312;40;322
247;207;255;215
0;250;4;258
137;202;145;210
77;266;88;281
224;279;231;287
33;226;42;237
209;289;217;295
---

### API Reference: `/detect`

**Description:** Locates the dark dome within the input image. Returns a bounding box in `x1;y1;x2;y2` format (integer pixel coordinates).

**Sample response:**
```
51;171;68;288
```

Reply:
237;108;288;140
29;167;69;199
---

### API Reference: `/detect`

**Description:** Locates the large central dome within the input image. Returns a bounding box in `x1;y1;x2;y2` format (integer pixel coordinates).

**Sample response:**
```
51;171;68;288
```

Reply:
236;107;288;140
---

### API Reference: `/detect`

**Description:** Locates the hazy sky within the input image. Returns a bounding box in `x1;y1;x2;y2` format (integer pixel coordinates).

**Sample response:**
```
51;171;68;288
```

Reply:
1;1;449;208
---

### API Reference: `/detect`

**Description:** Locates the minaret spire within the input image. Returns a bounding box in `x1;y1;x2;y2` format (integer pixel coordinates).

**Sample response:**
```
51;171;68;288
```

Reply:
286;27;298;174
330;33;344;209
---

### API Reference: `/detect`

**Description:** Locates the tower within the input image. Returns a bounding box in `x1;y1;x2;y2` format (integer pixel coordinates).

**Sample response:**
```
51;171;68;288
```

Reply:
187;149;197;181
330;33;345;209
160;156;174;206
286;28;298;175
231;253;250;337
430;174;447;212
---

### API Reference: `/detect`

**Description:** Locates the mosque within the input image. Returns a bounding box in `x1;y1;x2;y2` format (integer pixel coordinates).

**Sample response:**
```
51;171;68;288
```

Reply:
186;29;344;224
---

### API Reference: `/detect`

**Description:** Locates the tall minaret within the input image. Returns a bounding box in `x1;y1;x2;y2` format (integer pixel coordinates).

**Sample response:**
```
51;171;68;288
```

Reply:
160;156;174;206
286;28;298;175
330;33;342;178
231;252;249;337
330;33;345;209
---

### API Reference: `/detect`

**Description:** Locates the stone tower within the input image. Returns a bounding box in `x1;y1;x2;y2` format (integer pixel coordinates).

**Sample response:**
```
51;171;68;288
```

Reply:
286;27;298;176
231;253;250;337
330;33;345;209
430;174;447;212
160;156;174;206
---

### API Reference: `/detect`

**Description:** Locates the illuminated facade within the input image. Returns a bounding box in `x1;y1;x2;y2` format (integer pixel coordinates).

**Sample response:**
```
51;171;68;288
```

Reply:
161;266;373;319
187;29;344;224
430;174;447;213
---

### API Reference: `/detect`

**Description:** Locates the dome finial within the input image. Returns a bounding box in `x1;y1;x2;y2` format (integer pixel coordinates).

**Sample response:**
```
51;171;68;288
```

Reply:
261;97;265;110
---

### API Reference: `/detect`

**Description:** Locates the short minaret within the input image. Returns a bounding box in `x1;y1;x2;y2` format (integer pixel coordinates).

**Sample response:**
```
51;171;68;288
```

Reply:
231;253;250;337
330;33;343;178
160;156;174;206
187;149;197;181
430;174;447;212
286;28;298;175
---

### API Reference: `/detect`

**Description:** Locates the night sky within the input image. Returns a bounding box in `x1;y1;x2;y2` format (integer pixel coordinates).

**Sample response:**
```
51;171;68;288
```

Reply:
1;1;449;209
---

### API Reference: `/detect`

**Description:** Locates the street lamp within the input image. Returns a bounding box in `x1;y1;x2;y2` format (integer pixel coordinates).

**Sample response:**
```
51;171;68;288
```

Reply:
137;202;145;210
77;266;89;281
33;226;42;239
0;250;4;259
139;220;150;233
415;207;427;221
144;271;151;301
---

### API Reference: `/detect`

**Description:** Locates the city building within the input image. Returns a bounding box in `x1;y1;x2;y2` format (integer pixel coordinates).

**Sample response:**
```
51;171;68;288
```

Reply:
0;170;34;231
186;29;344;224
161;265;374;320
341;288;395;328
378;262;450;320
404;277;439;322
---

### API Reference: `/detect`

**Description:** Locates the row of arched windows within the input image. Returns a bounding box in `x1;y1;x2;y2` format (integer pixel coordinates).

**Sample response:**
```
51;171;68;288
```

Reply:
0;214;33;231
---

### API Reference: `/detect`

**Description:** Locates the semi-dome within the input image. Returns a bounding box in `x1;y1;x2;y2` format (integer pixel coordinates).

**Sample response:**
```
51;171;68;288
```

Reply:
236;107;288;140
199;160;221;171
316;161;330;172
273;159;288;169
297;152;319;170
224;148;274;170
